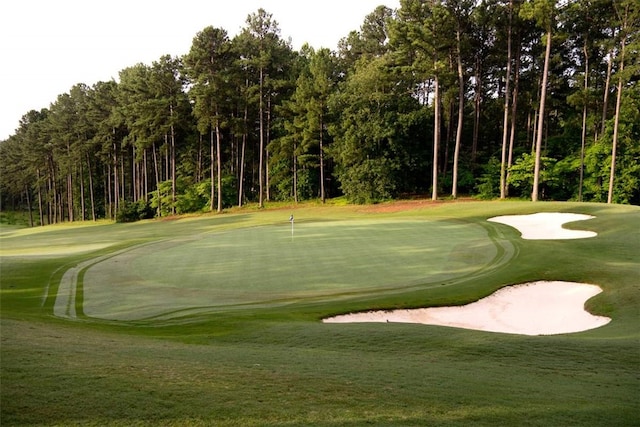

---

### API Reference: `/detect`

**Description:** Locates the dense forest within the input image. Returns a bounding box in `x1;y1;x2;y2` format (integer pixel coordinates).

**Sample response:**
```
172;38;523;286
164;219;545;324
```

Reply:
1;0;638;225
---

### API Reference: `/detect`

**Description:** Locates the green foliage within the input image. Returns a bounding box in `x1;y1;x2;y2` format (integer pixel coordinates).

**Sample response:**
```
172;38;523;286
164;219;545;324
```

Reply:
475;157;501;200
147;176;237;215
115;199;154;223
552;153;581;200
582;141;612;203
149;179;208;217
0;211;32;227
508;152;558;199
583;84;640;204
149;180;176;217
176;180;211;214
329;55;426;204
338;158;398;204
520;0;556;31
219;175;238;208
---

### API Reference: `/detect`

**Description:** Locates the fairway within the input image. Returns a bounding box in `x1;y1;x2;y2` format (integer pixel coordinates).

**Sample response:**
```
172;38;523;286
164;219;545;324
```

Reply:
74;218;505;320
2;201;638;426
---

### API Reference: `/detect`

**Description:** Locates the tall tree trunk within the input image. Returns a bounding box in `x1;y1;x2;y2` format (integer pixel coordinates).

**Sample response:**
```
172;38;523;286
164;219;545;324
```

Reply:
169;105;176;215
608;22;627;204
106;165;112;220
506;41;521;195
143;148;148;202
238;98;248;207
152;142;161;217
54;176;60;223
266;96;272;202
67;171;73;222
197;133;203;183
472;56;482;164
443;97;453;175
258;66;265;208
112;133;119;219
239;135;246;207
452;22;464;199
50;178;55;224
579;41;589;202
36;168;44;226
66;142;74;222
86;154;96;221
432;75;440;201
24;185;33;227
319;111;326;203
532;29;552;202
79;158;86;221
210;128;215;211
607;82;622;204
293;142;298;203
164;134;169;182
216;121;223;213
49;162;56;224
120;147;125;206
132;144;137;202
266;150;271;201
531;110;538;153
599;47;613;140
526;110;532;150
500;0;513;199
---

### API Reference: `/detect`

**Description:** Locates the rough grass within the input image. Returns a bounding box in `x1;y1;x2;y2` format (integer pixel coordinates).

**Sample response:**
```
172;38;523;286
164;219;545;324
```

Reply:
1;200;639;426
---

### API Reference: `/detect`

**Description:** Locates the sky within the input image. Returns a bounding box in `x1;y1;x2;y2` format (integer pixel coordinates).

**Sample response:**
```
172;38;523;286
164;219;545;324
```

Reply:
0;0;399;141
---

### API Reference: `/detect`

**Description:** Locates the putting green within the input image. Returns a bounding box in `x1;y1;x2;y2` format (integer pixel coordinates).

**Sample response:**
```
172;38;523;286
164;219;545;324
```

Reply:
72;218;512;320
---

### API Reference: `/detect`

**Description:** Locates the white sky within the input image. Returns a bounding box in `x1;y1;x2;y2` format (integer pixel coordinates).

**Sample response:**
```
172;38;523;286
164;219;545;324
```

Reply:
0;0;399;141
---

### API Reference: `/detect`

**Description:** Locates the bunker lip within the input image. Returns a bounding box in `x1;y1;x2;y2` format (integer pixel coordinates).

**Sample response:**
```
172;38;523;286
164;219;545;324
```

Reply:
323;213;610;335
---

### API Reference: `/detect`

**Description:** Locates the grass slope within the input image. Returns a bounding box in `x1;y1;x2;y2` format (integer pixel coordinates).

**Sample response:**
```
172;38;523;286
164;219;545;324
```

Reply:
1;200;639;426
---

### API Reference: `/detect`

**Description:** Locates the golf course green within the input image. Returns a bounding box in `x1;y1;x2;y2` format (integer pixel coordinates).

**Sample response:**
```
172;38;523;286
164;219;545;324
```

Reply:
68;218;507;321
1;200;638;426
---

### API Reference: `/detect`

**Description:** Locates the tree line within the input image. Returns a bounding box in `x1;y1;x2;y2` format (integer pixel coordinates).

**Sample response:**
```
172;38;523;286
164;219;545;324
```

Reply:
1;0;638;225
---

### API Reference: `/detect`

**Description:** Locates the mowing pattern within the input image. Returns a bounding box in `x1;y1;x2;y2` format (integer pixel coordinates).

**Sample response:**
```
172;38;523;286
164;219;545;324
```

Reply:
77;218;503;320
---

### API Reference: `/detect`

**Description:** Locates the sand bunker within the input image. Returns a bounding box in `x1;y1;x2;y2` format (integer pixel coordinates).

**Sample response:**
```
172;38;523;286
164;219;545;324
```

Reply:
324;213;608;335
487;212;597;239
323;281;611;335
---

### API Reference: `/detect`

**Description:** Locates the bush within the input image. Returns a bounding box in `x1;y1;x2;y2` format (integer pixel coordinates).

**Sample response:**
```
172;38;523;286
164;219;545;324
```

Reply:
115;199;154;223
475;157;501;200
338;158;397;204
176;180;210;214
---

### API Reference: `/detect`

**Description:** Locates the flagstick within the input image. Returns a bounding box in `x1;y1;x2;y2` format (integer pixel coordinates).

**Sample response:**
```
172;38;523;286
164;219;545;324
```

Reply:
290;214;294;241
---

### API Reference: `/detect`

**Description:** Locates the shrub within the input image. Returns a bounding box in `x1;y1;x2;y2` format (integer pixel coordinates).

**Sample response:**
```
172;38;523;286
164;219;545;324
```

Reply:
115;199;154;223
475;157;501;200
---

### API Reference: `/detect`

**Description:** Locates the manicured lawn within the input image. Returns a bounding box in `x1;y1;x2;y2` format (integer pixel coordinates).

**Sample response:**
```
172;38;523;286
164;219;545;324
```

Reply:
78;218;501;320
1;200;638;426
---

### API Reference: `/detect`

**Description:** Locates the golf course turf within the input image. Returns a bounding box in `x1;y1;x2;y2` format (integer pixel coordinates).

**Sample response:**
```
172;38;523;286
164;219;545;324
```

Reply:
1;200;638;426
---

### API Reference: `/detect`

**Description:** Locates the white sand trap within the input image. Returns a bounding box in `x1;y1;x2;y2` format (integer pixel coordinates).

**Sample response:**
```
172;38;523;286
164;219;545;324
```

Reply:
323;281;611;335
487;212;597;239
